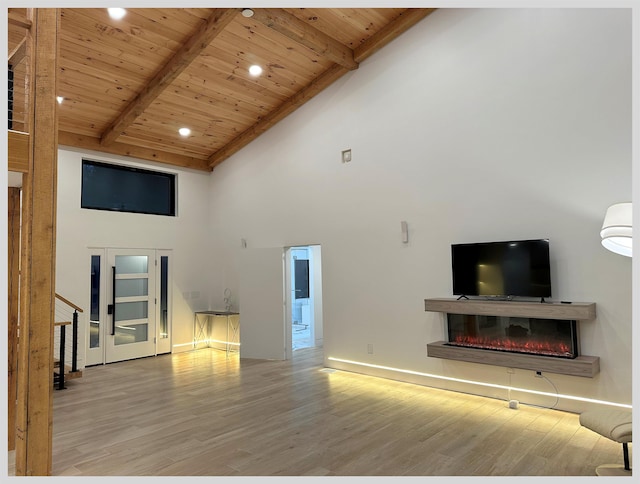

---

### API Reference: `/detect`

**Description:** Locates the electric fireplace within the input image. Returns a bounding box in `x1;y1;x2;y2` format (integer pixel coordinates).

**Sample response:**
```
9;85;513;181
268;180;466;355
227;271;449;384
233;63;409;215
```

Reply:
446;313;578;359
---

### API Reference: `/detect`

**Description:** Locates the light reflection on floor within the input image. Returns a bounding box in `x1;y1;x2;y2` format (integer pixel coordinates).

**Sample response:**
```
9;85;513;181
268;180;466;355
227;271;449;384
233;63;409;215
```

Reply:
292;322;312;350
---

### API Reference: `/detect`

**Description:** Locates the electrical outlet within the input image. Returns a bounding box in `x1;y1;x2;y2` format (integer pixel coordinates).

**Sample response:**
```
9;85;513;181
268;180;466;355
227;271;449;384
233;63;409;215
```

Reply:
535;371;543;378
367;343;373;354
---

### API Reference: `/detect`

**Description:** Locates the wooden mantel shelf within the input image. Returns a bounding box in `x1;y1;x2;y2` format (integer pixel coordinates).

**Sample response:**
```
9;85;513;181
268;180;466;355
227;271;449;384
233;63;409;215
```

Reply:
427;341;600;378
424;298;596;320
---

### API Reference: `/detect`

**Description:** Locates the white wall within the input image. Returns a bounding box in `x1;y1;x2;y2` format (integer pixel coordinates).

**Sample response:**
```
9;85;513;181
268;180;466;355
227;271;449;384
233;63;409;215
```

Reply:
56;147;213;365
207;9;632;412
310;245;324;347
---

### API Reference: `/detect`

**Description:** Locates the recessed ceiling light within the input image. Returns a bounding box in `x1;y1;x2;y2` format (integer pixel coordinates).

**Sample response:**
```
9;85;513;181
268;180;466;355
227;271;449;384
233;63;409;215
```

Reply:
241;9;254;18
56;96;64;104
249;65;263;76
178;127;191;137
107;8;127;20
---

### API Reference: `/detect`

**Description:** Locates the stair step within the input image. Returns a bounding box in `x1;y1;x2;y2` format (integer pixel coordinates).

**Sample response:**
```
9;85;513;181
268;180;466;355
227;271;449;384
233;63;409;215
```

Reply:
52;361;82;378
62;368;83;380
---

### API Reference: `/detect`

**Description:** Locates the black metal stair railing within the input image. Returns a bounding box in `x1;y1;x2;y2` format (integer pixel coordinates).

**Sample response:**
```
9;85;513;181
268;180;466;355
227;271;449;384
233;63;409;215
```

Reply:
54;294;83;390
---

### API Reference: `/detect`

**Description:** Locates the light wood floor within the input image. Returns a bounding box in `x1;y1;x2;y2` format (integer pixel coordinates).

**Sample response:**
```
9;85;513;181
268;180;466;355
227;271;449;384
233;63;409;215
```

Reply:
8;347;630;477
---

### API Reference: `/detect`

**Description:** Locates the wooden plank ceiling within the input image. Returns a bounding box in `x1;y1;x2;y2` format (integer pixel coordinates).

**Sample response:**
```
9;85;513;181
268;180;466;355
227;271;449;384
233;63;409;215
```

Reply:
8;7;436;172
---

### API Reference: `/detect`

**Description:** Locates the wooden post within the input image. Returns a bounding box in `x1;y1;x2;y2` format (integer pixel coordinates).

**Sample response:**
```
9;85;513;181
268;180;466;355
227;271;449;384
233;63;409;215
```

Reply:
8;187;21;451
15;8;59;476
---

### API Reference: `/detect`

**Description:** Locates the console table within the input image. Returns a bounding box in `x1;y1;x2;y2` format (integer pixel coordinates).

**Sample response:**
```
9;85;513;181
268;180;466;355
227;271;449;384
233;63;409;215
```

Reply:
194;310;240;356
424;298;599;377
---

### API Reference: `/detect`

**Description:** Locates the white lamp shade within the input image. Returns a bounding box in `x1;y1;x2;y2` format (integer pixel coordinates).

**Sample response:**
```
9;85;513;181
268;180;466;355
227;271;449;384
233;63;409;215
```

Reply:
600;202;632;257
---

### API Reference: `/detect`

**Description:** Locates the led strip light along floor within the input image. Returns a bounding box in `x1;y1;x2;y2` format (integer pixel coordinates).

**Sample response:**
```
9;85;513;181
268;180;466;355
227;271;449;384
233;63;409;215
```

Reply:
328;357;632;409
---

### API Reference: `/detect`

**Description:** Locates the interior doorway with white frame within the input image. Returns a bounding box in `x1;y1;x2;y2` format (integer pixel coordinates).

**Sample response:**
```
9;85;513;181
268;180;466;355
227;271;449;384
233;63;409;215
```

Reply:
285;245;323;351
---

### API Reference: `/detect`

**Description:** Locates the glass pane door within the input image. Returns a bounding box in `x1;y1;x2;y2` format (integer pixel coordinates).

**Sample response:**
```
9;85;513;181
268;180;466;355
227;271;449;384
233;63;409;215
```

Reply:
86;251;105;367
156;252;172;355
106;249;156;363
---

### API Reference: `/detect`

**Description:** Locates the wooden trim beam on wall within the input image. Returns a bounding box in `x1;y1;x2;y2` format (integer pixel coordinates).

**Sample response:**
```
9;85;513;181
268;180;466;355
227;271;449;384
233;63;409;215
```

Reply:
15;8;59;476
99;8;239;147
59;131;212;172
354;8;437;63
8;187;21;452
17;9;35;136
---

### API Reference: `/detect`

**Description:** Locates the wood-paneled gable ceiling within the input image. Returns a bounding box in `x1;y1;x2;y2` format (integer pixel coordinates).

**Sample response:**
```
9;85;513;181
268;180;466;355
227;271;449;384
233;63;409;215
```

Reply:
8;7;435;172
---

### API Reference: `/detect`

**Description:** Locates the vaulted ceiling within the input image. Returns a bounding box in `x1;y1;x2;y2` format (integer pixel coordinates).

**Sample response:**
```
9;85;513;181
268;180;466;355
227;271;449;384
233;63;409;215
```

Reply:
8;7;436;172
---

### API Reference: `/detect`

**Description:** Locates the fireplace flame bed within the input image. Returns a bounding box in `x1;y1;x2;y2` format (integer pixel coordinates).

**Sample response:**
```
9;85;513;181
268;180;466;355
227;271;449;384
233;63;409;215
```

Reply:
446;314;578;359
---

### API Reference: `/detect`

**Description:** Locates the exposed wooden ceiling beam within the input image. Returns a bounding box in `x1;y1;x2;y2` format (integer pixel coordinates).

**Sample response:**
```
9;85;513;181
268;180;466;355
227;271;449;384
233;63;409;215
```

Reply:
354;8;437;63
206;8;435;169
208;64;350;168
9;38;28;66
99;8;239;147
250;8;358;71
60;131;212;172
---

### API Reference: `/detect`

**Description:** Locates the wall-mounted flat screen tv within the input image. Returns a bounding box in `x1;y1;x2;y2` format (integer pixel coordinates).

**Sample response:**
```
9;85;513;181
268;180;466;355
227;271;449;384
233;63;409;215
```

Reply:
451;239;551;298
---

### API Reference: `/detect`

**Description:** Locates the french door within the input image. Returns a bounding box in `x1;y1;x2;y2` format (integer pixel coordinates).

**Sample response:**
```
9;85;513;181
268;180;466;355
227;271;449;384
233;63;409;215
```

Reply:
87;248;171;365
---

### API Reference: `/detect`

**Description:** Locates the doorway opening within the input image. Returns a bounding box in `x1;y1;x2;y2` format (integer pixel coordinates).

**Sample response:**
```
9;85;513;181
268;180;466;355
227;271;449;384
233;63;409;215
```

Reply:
286;245;323;352
237;245;323;360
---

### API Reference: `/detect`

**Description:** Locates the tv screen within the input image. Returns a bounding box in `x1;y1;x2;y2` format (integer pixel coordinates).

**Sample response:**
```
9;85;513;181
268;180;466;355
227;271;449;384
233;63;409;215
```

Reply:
451;239;551;298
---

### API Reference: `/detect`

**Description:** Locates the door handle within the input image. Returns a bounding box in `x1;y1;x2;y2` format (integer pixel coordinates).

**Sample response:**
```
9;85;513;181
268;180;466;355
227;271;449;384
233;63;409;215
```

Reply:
110;265;116;335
